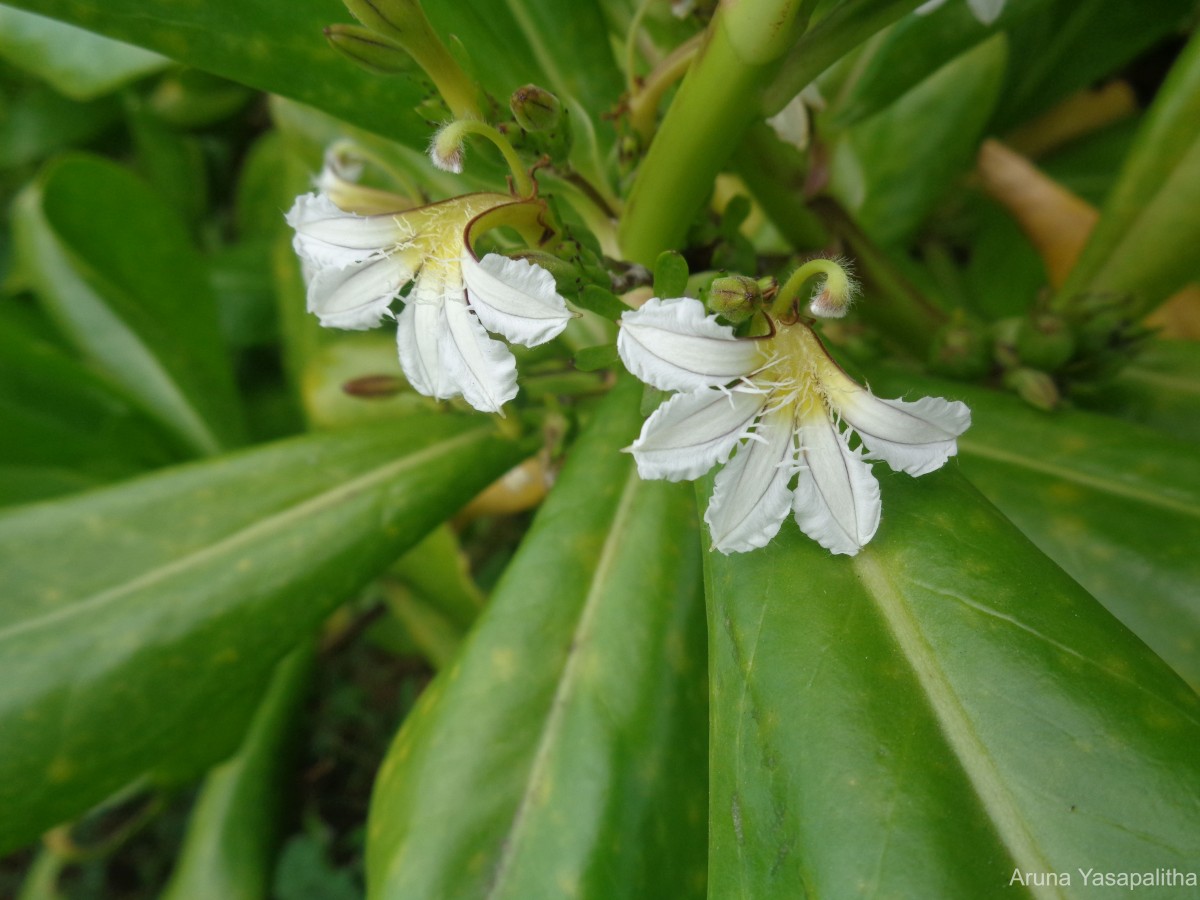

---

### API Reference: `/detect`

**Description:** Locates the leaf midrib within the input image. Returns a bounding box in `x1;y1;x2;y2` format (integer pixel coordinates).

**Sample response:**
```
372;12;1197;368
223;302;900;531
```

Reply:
485;464;642;898
854;551;1065;900
0;428;489;645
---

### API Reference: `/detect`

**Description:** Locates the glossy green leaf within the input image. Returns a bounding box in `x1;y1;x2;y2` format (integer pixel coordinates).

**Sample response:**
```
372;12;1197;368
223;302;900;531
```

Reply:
0;0;429;148
1057;29;1200;316
1077;340;1200;442
161;646;315;900
835;34;1007;246
14;154;245;456
887;372;1200;691
0;414;524;854
0;6;167;101
704;468;1200;896
367;379;708;899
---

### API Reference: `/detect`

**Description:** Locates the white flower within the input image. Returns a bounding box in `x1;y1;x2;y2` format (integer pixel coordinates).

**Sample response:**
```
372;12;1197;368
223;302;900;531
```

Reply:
286;187;572;414
617;298;971;555
916;0;1006;26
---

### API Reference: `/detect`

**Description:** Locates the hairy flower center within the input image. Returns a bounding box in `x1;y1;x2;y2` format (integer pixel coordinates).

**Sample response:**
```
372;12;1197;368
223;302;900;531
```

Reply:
755;322;832;419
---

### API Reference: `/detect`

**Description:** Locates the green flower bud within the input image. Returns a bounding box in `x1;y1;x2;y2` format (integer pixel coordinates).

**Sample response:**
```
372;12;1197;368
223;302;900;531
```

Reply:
1003;367;1060;412
324;24;411;75
707;275;762;323
1015;313;1075;371
928;319;991;379
509;84;562;132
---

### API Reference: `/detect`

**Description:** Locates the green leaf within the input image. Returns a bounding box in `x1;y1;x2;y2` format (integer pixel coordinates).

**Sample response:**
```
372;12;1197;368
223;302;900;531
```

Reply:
14;154;245;456
703;468;1200;896
0;0;430;148
0;6;167;101
161;647;315;900
573;284;628;321
1078;340;1200;442
367;379;708;899
653;250;690;299
834;34;1008;246
0;324;179;496
1056;29;1200;317
573;343;621;372
0;414;524;854
0;83;119;170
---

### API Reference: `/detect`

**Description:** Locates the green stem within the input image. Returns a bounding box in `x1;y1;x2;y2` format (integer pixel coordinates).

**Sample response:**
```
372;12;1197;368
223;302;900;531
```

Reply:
619;0;816;264
436;120;534;198
772;257;851;317
627;33;704;142
763;0;925;117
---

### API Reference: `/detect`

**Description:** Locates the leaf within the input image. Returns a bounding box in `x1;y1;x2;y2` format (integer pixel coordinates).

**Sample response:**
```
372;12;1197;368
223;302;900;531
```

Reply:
367;379;708;899
0;0;430;148
834;34;1008;246
0;323;179;498
573;343;621;372
573;284;628;321
1078;340;1200;442
0;414;525;854
897;373;1200;690
653;250;689;299
14;154;245;456
0;83;119;170
0;6;167;101
1056;29;1200;317
703;468;1200;896
160;647;315;900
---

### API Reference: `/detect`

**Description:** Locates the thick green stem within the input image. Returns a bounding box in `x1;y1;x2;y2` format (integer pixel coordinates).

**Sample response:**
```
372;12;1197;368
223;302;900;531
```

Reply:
618;0;815;264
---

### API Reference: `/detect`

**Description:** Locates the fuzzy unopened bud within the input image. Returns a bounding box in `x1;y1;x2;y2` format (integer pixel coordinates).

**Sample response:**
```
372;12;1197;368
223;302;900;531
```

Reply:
707;275;762;323
510;84;562;132
808;264;857;319
429;122;466;173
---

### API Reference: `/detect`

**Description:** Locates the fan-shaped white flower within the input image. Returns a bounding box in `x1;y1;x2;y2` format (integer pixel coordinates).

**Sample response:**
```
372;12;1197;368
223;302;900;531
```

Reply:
286;187;572;414
617;297;971;555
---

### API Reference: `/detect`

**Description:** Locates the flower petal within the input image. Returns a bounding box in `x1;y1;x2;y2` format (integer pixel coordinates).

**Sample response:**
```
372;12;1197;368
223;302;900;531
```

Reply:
793;412;881;556
395;300;444;397
630;387;765;482
461;252;572;347
440;298;518;413
286;193;408;269
826;376;971;476
307;254;416;330
618;297;762;392
704;408;795;553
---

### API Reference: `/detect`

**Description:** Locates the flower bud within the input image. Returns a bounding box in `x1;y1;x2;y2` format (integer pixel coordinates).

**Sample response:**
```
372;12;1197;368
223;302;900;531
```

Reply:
510;84;562;132
429;122;466;173
707;275;762;324
1003;367;1060;411
929;318;991;379
324;24;411;74
1015;313;1075;371
808;265;857;319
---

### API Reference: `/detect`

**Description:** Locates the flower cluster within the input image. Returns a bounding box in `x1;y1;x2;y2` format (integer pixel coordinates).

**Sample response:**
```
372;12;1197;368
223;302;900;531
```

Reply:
617;297;971;555
286;169;571;414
